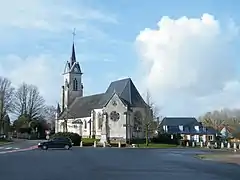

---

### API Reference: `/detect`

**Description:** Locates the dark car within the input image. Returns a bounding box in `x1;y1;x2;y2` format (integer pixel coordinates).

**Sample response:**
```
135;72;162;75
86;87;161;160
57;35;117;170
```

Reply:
38;137;73;150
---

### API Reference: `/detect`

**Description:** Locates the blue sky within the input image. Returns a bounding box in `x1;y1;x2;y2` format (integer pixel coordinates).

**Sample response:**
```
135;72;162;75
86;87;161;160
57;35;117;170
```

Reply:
1;0;240;118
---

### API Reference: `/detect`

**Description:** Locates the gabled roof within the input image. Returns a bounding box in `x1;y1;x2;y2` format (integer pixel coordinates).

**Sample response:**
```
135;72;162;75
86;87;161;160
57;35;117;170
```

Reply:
59;93;105;119
161;117;199;126
59;78;146;119
100;78;147;108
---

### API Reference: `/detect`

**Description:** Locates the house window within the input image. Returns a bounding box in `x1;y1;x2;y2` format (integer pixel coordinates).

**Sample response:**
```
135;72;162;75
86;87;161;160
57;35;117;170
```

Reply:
163;125;168;132
73;78;78;91
208;135;213;141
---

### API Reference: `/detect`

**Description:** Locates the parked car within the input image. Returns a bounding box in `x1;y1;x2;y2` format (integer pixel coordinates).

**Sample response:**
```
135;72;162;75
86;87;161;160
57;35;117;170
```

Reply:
38;137;73;150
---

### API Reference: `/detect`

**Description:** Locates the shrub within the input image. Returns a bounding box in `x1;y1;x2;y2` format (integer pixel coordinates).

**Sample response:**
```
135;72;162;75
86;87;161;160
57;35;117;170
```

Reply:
151;133;181;145
52;132;82;146
81;138;99;146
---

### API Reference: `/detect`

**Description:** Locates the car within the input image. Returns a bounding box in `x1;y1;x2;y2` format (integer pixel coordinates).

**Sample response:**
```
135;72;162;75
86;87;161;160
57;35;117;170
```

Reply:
38;137;74;150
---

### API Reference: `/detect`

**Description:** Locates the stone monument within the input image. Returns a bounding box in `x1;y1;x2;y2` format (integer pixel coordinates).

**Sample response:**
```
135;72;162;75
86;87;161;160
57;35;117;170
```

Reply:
98;112;108;146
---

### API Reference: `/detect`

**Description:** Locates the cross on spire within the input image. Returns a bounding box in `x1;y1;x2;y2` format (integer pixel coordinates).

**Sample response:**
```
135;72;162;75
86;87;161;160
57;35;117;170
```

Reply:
70;28;77;65
72;28;76;43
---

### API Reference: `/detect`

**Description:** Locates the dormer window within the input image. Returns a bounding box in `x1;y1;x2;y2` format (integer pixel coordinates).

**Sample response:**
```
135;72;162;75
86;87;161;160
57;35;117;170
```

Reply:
73;78;78;91
194;126;199;131
179;125;183;131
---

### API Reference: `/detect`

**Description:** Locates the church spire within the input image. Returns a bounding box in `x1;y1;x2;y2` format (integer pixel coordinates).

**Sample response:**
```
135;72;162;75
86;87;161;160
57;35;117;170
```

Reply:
71;43;76;65
70;28;76;66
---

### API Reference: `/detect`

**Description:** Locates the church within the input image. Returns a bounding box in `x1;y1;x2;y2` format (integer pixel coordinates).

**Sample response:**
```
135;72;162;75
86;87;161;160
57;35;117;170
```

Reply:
55;42;151;143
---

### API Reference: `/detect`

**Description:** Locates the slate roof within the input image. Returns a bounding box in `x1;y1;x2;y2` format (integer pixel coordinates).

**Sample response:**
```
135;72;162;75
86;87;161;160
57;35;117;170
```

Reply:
70;43;76;66
160;117;218;135
161;117;200;126
59;78;147;119
100;78;147;108
59;93;105;119
63;43;82;74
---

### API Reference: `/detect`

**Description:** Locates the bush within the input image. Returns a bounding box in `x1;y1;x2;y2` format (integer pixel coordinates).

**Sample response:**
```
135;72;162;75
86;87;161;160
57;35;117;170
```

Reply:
81;138;99;146
151;133;181;145
52;132;82;146
18;127;31;134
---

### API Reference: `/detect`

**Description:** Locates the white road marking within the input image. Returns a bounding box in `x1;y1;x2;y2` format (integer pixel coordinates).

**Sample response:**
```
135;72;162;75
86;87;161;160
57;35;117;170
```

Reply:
0;145;38;154
5;147;13;150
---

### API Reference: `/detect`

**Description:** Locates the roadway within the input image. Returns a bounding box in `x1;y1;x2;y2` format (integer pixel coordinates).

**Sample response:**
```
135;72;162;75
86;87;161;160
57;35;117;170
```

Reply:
0;141;239;180
0;139;40;153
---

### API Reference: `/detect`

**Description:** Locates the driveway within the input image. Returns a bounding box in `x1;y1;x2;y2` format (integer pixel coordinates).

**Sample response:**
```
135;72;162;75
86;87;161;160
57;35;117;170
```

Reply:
0;147;239;180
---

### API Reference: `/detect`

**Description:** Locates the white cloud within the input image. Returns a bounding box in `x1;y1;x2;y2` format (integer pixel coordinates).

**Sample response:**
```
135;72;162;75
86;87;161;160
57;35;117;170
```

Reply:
0;0;117;33
136;13;240;116
0;54;63;105
0;0;118;108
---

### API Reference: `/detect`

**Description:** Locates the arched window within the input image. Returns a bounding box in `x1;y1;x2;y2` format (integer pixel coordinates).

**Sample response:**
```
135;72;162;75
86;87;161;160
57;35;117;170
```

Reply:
84;120;87;129
98;112;103;129
73;78;78;91
134;111;142;131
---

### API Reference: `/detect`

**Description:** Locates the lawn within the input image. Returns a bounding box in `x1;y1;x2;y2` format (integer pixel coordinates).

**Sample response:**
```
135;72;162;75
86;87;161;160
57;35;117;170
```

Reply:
138;143;178;148
196;152;233;160
81;138;178;148
196;154;222;159
0;139;12;145
82;138;99;143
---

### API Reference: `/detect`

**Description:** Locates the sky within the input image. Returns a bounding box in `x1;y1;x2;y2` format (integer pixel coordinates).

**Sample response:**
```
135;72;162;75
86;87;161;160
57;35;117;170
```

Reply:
1;0;240;118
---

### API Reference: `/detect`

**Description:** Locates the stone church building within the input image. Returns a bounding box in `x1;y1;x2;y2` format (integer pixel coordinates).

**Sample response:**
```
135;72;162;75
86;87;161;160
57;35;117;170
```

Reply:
55;43;151;142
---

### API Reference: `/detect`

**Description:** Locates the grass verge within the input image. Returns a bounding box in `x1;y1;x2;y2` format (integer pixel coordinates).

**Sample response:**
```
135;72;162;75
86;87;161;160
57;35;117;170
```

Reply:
82;138;99;143
0;139;12;145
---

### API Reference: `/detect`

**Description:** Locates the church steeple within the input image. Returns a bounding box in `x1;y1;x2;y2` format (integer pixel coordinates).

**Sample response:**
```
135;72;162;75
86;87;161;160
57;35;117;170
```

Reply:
70;28;77;66
61;28;84;110
71;43;76;66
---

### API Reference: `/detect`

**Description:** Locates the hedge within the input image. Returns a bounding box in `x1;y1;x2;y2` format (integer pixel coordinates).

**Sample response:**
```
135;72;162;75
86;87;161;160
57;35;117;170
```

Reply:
51;132;82;146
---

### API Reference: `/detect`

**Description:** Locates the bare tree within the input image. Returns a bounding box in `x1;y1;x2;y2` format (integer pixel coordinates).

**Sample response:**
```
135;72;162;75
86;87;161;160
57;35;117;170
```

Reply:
143;90;160;145
0;77;14;134
43;105;56;130
199;108;240;132
13;83;45;120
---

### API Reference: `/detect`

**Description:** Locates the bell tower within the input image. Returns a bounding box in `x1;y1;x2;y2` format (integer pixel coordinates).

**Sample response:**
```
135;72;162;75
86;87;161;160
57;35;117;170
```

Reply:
61;29;83;111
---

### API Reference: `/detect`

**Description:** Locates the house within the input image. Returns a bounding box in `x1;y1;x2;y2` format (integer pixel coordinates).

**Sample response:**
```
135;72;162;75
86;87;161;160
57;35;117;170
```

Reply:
160;117;217;143
220;126;233;139
55;42;151;143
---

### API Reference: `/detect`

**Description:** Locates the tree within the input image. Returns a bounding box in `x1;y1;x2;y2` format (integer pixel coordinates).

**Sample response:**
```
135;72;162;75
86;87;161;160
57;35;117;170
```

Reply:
199;108;240;132
0;76;14;134
13;83;45;120
143;90;160;145
43;105;56;131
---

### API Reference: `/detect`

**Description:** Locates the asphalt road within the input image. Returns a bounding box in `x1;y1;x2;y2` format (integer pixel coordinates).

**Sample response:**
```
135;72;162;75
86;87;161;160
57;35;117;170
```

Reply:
0;142;239;180
0;139;40;152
